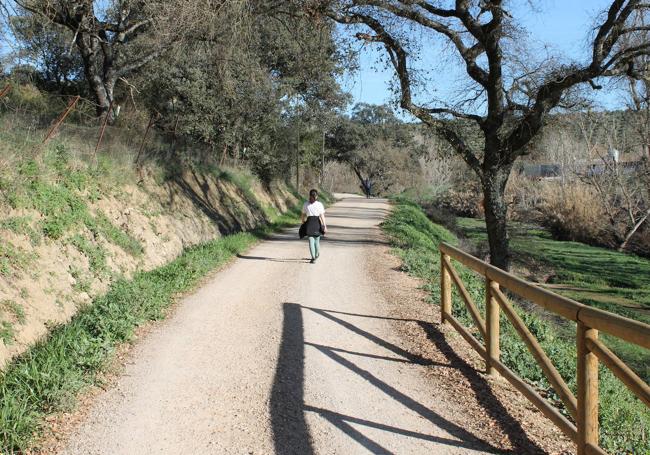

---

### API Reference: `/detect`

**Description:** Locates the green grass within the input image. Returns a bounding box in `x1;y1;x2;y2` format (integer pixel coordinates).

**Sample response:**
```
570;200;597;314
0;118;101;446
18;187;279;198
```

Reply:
0;199;305;453
70;267;92;294
0;242;36;277
1;300;26;325
0;321;15;346
456;217;650;382
3;145;143;262
457;217;650;309
69;235;109;277
89;212;143;257
382;201;650;454
0;216;41;246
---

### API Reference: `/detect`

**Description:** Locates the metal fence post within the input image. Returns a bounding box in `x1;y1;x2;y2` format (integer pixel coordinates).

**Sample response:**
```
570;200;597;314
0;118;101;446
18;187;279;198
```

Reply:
94;99;114;158
0;84;10;99
43;95;80;144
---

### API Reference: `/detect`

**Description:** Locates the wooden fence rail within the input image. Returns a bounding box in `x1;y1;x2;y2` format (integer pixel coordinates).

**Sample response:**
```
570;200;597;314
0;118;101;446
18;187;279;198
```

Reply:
439;242;650;455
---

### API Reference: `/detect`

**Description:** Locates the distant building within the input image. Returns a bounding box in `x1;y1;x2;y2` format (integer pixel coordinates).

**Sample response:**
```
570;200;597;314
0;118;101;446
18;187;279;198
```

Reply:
608;148;620;163
519;148;644;180
520;163;561;179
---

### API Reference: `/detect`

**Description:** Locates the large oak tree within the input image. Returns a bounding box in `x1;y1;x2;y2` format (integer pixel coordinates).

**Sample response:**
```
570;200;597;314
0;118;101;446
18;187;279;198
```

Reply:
323;0;650;269
11;0;222;119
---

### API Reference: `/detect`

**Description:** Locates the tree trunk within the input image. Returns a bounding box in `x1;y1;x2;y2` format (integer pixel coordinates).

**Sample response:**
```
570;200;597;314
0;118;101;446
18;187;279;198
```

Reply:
482;164;513;270
618;210;650;252
351;166;370;197
76;34;114;120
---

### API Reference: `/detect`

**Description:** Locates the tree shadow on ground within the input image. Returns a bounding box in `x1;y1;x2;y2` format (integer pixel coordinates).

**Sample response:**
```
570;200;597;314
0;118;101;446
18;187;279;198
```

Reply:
270;303;537;454
237;254;310;263
170;172;240;235
417;320;547;454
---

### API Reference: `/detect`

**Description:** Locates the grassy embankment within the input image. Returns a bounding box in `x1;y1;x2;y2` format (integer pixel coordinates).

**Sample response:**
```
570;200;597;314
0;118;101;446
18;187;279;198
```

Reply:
0;125;332;451
382;200;649;454
0;197;319;453
456;217;650;384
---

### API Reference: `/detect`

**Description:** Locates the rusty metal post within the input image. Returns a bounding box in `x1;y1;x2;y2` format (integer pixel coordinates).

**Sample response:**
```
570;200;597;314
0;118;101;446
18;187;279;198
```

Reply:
577;321;599;455
486;279;500;376
441;252;451;324
171;114;179;153
94;99;114;158
0;84;11;99
135;112;157;166
43;95;80;144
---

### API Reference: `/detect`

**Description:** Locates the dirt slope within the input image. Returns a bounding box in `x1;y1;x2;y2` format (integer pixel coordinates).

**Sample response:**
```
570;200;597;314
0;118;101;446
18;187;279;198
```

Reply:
59;195;569;454
0;170;296;367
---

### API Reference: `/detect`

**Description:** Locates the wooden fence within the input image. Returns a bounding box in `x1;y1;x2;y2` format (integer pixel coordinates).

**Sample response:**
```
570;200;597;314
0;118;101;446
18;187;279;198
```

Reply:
439;242;650;455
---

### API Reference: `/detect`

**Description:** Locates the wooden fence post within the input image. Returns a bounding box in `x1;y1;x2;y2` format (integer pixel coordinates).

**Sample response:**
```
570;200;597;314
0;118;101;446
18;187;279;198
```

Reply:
577;321;599;455
441;253;451;324
486;279;500;375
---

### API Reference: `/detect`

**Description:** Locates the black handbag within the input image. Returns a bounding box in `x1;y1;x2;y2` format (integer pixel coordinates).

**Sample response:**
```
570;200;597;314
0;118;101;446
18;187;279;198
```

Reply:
299;222;307;239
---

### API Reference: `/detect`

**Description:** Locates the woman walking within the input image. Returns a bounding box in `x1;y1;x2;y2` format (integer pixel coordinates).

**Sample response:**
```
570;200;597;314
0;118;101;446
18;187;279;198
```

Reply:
301;189;327;264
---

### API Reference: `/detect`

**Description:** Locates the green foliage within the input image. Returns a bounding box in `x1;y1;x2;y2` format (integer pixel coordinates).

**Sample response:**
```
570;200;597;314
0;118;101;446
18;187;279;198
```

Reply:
17;152;89;239
383;200;650;453
327;104;421;196
69;235;108;276
0;242;36;277
0;322;15;346
5;146;142;258
1;300;26;325
218;168;263;212
382;201;457;252
90;213;143;257
70;267;91;294
0;216;41;246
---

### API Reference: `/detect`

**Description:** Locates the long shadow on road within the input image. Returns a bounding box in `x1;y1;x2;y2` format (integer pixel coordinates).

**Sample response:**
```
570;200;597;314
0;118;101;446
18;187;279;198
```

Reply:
270;303;314;455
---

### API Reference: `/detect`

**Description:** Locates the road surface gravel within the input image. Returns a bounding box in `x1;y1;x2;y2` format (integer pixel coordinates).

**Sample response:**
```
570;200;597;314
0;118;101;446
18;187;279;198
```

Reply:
61;195;509;454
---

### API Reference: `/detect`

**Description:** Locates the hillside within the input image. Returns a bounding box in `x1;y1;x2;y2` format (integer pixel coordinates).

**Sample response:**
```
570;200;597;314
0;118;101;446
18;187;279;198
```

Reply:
0;126;298;368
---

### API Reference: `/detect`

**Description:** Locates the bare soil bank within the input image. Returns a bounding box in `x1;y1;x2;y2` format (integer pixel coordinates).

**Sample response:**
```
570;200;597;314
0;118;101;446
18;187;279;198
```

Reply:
0;168;297;367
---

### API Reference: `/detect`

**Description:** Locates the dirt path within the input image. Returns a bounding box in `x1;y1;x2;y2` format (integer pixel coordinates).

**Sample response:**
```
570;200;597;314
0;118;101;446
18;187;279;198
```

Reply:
59;195;546;455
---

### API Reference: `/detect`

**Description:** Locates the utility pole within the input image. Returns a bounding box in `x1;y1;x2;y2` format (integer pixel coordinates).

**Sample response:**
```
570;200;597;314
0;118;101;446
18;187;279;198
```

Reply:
295;125;300;192
320;129;326;186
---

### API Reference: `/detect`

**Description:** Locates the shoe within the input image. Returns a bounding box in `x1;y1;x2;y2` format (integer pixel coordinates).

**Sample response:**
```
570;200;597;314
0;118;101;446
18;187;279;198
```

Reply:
310;258;315;264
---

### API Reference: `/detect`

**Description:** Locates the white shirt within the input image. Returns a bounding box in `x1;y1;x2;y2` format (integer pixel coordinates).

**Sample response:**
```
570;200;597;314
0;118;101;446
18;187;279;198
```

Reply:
303;201;325;217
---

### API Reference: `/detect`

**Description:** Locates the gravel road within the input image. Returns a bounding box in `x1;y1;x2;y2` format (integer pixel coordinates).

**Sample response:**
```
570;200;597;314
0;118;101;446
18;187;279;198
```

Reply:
61;195;500;455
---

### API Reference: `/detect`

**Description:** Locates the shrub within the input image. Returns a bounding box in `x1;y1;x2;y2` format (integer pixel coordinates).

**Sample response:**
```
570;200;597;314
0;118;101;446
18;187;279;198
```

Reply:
537;183;612;247
434;181;484;218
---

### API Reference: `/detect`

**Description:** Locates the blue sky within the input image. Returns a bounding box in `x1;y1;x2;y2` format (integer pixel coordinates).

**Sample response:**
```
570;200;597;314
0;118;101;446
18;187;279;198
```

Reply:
338;1;626;116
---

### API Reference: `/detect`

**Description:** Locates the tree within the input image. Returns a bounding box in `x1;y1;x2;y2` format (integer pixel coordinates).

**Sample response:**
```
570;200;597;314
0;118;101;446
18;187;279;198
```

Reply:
575;112;650;251
327;103;417;196
10;0;217;119
324;0;650;269
623;7;650;160
10;13;84;92
140;0;346;182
